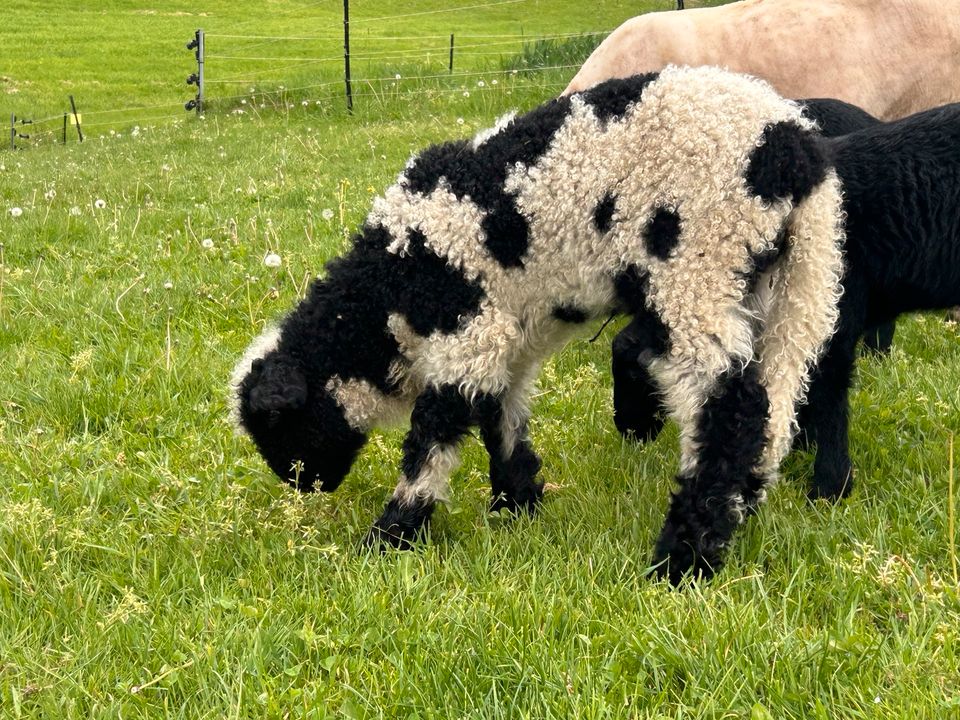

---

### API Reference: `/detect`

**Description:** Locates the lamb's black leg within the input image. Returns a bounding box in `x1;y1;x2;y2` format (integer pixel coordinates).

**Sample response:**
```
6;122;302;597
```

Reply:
611;324;667;441
861;320;895;355
805;334;859;501
477;397;544;514
365;385;473;551
652;363;770;585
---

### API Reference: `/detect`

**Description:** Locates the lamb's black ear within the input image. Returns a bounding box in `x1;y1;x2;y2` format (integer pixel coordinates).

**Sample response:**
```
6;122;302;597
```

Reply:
247;357;308;413
745;120;828;204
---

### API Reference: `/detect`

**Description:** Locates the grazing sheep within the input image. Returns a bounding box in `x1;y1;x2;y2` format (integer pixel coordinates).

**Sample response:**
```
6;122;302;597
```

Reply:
614;99;960;504
564;0;960;121
232;66;846;584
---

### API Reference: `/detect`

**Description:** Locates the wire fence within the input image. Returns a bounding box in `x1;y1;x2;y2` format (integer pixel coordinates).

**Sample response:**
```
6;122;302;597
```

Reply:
7;0;688;150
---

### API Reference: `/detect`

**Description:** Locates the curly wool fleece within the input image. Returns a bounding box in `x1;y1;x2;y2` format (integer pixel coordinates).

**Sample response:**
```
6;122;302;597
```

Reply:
233;65;845;583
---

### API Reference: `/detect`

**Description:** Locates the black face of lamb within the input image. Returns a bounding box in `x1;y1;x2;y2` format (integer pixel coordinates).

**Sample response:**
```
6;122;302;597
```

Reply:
652;362;770;586
745;121;828;205
403;97;574;268
239;354;367;492
580;73;660;124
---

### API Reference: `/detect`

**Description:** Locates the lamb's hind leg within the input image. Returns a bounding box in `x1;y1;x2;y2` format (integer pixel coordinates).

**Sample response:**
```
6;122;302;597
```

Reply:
651;360;771;584
611;319;668;442
365;385;474;550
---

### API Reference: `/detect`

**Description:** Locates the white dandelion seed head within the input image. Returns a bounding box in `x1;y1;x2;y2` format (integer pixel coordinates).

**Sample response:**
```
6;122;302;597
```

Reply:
201;238;214;249
395;74;402;80
456;117;464;125
263;252;282;268
9;207;23;218
69;206;81;216
163;280;173;290
321;208;334;221
462;91;470;98
94;199;106;209
491;79;498;85
44;189;56;201
301;100;308;107
477;80;485;88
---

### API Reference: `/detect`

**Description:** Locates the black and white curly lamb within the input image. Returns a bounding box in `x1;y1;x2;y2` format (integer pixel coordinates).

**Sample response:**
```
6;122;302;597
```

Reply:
231;66;845;584
613;97;960;505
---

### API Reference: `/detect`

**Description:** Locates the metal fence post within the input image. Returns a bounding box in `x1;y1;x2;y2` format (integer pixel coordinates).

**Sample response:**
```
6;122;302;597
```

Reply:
343;0;353;111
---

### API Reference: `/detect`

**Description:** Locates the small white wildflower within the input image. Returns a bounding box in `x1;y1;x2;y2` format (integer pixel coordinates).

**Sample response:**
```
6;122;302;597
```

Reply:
395;73;402;80
201;238;214;250
511;69;518;75
315;100;321;106
44;189;56;201
462;91;470;98
477;80;485;88
456;117;464;125
263;252;282;268
131;126;141;137
163;280;173;290
94;199;106;209
301;100;308;107
321;208;334;221
491;79;498;85
241;99;247;105
249;87;256;94
9;207;23;218
69;206;81;216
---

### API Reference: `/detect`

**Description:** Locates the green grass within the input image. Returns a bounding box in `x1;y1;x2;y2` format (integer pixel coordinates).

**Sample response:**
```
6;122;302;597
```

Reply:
2;1;960;718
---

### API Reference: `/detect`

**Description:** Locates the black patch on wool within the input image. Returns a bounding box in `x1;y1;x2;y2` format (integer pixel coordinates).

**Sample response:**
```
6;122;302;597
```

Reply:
581;73;660;124
552;304;590;324
401;97;573;267
593;192;617;234
613;265;670;354
643;206;682;260
745;121;828;204
652;363;770;585
481;196;529;268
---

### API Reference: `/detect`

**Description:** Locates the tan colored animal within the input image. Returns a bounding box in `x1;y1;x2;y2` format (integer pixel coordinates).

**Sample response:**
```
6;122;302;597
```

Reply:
564;0;960;121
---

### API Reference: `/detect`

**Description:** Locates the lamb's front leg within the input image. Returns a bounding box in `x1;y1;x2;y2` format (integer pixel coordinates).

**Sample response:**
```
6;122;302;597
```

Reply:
476;391;544;514
611;321;668;442
652;362;771;585
365;385;473;550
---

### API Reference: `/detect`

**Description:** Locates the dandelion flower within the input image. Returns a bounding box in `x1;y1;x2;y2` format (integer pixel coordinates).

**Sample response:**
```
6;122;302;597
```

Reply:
94;199;106;209
69;206;81;216
456;117;465;125
44;189;56;201
462;91;470;98
321;209;334;221
301;100;309;107
201;238;214;250
491;79;499;85
477;80;485;88
395;73;402;80
9;207;23;218
264;252;282;268
163;280;173;290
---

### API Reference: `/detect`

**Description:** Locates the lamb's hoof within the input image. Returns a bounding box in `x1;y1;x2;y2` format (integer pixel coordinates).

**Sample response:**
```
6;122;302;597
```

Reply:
362;498;434;552
490;481;543;514
362;523;417;552
650;543;720;587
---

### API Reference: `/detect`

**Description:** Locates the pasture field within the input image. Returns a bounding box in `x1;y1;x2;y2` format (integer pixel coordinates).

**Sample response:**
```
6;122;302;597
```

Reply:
1;1;959;718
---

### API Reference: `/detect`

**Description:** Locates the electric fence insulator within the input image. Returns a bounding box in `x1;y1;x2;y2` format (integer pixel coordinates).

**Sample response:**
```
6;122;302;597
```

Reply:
187;74;199;86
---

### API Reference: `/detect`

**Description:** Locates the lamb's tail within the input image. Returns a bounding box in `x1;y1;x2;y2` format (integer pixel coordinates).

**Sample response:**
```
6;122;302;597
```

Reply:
755;171;846;475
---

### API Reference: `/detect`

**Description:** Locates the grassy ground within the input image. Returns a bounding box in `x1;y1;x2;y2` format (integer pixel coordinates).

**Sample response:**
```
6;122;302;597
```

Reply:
2;1;959;718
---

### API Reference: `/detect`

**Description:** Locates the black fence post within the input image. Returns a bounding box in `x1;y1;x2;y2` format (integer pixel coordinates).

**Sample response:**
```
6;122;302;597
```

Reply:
69;95;83;142
677;1;684;9
186;29;204;113
449;33;455;74
63;113;68;144
343;0;353;111
9;114;14;150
